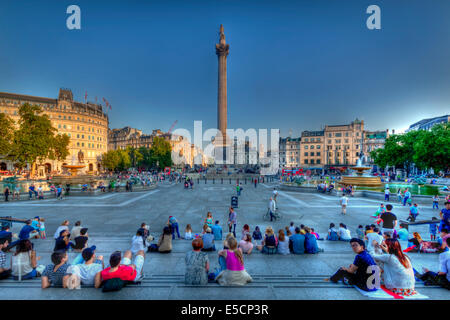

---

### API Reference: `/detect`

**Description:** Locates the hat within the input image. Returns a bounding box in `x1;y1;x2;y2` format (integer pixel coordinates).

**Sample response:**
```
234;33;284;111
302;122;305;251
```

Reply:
34;216;40;219
81;246;97;261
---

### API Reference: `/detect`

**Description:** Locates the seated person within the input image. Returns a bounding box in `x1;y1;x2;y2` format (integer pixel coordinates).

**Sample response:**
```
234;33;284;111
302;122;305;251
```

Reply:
338;223;352;241
73;228;89;252
239;233;254;254
304;227;322;254
365;227;383;253
289;227;306;254
252;226;262;243
71;246;104;285
11;239;40;280
185;238;209;285
201;228;216;251
211;221;223;241
41;251;72;288
256;227;278;254
94;250;145;288
408;232;423;252
438;229;450;252
54;230;74;252
397;224;409;241
327;223;339;241
407;204;419;222
0;238;12;279
131;229;149;255
415;237;450;290
328;238;378;291
148;227;172;253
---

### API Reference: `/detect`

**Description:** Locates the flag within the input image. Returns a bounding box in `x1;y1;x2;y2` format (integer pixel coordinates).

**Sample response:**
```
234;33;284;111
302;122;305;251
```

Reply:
84;91;87;103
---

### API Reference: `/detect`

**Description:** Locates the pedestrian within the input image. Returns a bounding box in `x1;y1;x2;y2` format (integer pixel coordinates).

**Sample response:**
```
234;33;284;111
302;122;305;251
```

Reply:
340;194;348;215
433;195;439;210
268;197;276;221
228;207;237;238
168;216;181;240
4;187;10;202
384;188;390;202
378;204;397;237
403;188;411;206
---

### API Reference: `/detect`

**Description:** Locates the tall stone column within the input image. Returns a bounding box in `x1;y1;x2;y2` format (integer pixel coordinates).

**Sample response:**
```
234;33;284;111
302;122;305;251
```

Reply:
215;24;230;163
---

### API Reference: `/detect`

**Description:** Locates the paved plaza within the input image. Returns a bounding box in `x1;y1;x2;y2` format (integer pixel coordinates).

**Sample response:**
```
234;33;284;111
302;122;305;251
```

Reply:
1;181;449;300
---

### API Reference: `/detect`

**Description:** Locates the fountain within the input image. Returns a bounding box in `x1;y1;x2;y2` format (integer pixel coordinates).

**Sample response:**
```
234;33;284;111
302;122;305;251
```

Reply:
340;158;381;187
51;152;96;185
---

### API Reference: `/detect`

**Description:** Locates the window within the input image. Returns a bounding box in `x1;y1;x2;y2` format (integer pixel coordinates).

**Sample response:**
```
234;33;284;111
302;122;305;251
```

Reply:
335;133;342;137
310;152;314;156
82;143;84;147
335;139;341;144
317;145;321;149
316;152;321;156
345;139;349;143
304;138;309;142
305;146;308;149
317;159;321;164
311;145;314;149
77;142;80;147
345;132;349;137
328;140;331;144
310;159;315;164
304;159;308;164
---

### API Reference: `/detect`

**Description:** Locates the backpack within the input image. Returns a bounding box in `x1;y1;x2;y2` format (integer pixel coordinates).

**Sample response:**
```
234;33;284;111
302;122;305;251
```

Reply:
102;278;126;292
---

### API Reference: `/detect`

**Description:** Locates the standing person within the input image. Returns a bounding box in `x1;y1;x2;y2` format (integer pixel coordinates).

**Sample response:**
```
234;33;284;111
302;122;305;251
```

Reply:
254;178;257;188
236;184;241;196
384;188;390;202
433;195;440;210
430;217;439;241
328;238;378;291
439;201;450;233
13;185;21;201
340;194;348;215
403;188;411;206
4;187;10;202
378;204;397;238
39;218;46;239
168;216;181;240
56;185;63;200
372;239;417;296
397;189;402;203
268;197;276;222
228;207;237;238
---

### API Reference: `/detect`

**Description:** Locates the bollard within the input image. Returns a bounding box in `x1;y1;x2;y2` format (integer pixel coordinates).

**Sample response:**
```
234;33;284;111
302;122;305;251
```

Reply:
221;178;223;184
213;178;215;184
229;178;231;184
205;178;207;184
245;178;247;184
197;178;199;184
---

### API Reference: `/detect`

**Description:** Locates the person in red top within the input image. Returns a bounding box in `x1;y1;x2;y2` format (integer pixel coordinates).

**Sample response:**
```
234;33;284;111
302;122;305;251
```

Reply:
94;250;144;288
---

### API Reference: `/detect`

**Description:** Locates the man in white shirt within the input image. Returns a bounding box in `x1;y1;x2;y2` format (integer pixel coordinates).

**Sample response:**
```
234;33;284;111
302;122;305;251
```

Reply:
268;197;277;222
71;246;104;285
365;227;384;253
340;195;348;215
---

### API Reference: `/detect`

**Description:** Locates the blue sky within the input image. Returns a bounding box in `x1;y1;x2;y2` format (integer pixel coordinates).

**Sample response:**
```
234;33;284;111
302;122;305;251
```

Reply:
0;0;449;137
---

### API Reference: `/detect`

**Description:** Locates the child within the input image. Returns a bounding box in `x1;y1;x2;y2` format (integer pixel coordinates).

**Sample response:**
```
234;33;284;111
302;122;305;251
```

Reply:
241;224;250;240
429;217;438;241
39;218;46;239
372;204;385;219
311;228;322;240
407;203;419;222
356;225;364;240
252;226;262;243
327;223;339;241
432;195;439;210
184;224;193;240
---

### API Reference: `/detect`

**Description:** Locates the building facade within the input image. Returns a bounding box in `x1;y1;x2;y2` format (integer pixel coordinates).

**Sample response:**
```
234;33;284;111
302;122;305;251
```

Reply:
108;127;207;167
300;131;325;168
363;130;389;164
284;137;301;168
324;119;365;168
406;114;449;132
0;88;108;176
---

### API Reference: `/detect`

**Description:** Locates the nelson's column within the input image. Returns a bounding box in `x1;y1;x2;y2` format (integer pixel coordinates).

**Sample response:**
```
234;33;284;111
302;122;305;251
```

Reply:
215;24;230;163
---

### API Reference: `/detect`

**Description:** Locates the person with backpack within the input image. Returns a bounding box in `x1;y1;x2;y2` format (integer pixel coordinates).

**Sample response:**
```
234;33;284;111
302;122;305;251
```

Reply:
94;250;145;291
327;223;339;241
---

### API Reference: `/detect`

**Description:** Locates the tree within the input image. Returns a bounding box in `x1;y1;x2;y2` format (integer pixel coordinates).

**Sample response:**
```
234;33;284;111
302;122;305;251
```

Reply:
126;146;143;168
102;150;121;171
413;123;450;173
117;149;131;171
8;103;70;172
150;136;172;170
0;113;14;157
137;146;153;169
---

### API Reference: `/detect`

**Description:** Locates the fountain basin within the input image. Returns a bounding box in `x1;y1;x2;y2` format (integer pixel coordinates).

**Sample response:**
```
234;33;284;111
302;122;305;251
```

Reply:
340;176;382;187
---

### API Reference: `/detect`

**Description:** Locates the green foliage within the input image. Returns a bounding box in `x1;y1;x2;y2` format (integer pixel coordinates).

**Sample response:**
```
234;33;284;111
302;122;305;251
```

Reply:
150;136;172;169
0;113;14;157
8;103;70;169
126;146;143;168
371;123;449;173
101;150;121;171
